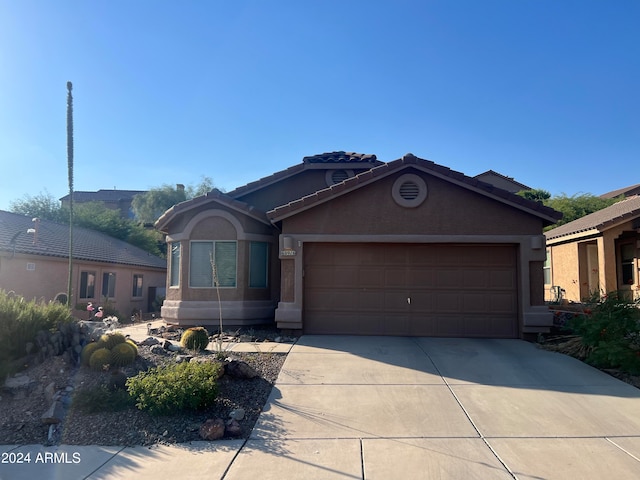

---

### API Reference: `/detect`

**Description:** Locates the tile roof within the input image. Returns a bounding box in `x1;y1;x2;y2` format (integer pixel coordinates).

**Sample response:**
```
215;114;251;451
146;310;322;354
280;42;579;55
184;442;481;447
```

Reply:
0;210;166;269
155;189;271;232
268;153;562;224
302;151;381;164
545;195;640;241
59;189;146;202
227;151;381;199
473;170;531;192
599;183;640;199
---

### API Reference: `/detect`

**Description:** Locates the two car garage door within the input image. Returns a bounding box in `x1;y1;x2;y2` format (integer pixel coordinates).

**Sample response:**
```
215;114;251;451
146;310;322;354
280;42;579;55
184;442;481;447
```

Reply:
303;243;519;338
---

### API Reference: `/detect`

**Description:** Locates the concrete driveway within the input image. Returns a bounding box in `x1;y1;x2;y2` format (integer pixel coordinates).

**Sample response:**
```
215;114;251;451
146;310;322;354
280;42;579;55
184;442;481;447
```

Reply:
3;336;640;479
225;336;640;479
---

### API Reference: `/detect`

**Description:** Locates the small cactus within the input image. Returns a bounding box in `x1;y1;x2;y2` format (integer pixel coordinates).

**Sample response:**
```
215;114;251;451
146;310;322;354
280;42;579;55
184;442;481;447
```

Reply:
111;342;137;367
125;339;138;355
81;342;101;367
100;332;127;350
180;327;210;351
89;347;113;371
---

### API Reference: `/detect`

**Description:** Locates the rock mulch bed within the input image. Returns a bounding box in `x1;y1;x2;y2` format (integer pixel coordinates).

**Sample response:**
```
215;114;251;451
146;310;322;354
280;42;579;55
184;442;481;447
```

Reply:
1;328;289;446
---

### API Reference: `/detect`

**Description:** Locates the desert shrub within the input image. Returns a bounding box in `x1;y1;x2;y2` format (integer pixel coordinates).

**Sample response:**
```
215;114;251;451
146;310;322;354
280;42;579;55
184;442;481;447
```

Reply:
180;326;210;351
569;292;640;374
72;384;134;413
126;361;222;415
0;290;73;379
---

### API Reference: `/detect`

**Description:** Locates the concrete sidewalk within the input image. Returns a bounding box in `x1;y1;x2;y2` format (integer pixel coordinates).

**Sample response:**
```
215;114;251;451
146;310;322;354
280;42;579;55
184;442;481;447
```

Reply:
2;336;640;479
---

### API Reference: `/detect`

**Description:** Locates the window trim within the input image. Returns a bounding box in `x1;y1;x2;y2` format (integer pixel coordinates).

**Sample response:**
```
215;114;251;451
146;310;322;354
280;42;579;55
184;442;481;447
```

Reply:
102;272;116;299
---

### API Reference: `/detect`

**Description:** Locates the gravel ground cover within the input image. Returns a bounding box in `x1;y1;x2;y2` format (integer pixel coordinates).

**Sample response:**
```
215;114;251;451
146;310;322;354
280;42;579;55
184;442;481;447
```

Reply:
0;327;289;446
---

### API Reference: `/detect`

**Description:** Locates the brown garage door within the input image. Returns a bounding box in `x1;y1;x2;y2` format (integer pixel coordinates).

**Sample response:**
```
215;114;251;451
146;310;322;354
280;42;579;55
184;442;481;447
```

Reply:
303;243;518;337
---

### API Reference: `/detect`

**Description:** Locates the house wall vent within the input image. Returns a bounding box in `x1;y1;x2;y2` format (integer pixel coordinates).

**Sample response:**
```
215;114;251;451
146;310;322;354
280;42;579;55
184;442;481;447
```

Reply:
392;173;427;208
325;169;354;186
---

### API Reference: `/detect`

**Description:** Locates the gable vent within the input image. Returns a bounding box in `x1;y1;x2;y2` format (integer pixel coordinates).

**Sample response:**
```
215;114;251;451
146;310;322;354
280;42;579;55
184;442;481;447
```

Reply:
399;181;420;200
331;170;350;184
392;173;428;208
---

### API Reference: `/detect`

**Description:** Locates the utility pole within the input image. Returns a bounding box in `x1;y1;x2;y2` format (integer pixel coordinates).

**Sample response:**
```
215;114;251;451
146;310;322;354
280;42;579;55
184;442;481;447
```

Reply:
66;82;74;309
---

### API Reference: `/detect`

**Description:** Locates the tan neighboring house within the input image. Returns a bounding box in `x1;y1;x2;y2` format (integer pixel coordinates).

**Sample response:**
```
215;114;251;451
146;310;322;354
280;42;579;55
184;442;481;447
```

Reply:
156;152;561;338
544;195;640;302
0;210;166;318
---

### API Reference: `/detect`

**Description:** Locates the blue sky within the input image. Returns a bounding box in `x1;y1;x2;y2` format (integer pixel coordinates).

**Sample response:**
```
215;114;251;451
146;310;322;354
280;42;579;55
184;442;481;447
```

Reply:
1;1;638;211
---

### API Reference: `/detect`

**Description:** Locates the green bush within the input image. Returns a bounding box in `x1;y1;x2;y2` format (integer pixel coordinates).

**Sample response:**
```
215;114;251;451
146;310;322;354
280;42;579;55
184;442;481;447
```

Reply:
180;326;210;351
126;361;222;415
72;384;134;413
0;290;73;379
569;292;640;374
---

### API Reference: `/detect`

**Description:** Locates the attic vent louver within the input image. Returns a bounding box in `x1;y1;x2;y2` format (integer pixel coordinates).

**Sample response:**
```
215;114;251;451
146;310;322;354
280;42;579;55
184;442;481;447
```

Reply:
399;181;420;200
331;170;350;184
392;174;428;208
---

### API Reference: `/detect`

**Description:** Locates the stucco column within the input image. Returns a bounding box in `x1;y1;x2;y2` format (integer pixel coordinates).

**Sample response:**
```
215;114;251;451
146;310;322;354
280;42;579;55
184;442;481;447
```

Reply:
274;235;303;329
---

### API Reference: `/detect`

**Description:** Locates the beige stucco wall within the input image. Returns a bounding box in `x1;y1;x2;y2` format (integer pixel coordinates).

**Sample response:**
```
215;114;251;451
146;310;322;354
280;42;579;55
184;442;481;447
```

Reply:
0;252;166;319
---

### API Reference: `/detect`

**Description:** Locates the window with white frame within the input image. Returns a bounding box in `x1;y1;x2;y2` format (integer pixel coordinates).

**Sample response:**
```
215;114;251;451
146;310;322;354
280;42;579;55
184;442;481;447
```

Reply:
79;271;96;299
249;241;269;288
170;242;181;287
190;241;237;288
132;274;144;297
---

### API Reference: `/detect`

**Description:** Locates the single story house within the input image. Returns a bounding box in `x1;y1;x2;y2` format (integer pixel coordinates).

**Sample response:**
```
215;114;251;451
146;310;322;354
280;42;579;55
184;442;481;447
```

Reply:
156;152;561;338
544;195;640;302
0;210;167;319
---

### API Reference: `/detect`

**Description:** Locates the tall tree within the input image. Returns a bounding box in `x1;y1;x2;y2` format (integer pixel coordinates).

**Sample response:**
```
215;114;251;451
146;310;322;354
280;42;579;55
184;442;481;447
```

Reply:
66;81;74;307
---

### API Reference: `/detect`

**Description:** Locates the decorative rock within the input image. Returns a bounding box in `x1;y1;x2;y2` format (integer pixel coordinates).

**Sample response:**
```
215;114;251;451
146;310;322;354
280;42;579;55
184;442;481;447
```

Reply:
4;374;34;390
229;408;245;421
41;400;65;424
25;342;34;354
199;418;225;440
150;345;166;355
44;382;56;402
167;344;182;352
140;337;160;346
225;360;258;379
225;419;242;437
162;340;172;350
176;355;193;363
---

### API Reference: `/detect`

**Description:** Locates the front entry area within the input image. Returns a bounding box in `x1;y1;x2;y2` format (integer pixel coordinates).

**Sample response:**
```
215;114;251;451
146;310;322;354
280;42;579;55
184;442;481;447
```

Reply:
303;243;519;337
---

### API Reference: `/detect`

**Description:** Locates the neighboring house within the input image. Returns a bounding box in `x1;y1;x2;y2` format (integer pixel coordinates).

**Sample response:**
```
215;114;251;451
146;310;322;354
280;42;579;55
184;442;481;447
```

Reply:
60;189;147;219
600;183;640;200
473;170;531;194
544;195;640;302
0;210;167;318
156;151;561;338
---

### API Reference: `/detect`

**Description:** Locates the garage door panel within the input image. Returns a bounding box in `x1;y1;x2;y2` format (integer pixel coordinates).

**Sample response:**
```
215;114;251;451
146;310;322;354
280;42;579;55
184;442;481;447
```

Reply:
304;243;518;337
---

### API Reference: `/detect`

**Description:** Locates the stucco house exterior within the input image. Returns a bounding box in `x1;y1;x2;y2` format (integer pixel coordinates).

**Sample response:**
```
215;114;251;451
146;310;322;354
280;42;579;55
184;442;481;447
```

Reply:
544;195;640;302
0;210;167;318
156;152;560;338
60;189;147;220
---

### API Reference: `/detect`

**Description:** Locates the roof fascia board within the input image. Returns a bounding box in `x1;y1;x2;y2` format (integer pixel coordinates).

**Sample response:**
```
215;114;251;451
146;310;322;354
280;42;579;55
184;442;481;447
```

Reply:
546;229;601;245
